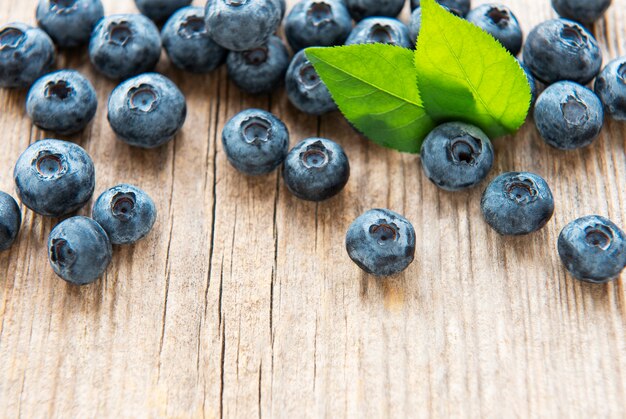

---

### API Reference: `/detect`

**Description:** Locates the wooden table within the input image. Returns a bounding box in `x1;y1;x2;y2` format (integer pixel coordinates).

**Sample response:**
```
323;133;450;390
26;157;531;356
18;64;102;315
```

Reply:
1;0;625;417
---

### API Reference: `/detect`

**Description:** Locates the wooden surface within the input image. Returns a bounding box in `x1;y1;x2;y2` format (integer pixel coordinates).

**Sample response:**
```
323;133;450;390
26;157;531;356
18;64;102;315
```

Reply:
1;0;625;417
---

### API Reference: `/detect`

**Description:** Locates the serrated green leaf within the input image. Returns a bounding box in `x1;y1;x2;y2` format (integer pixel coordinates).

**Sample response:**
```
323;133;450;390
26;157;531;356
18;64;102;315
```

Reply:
305;45;435;153
415;0;531;138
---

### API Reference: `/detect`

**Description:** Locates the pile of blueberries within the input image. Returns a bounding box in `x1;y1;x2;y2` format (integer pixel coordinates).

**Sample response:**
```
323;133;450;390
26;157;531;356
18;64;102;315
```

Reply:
0;0;625;286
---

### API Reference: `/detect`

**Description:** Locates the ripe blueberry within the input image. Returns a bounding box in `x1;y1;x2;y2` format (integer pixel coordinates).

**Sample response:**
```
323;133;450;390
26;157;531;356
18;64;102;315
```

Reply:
523;19;602;85
26;70;98;135
48;216;112;285
14;139;95;217
0;22;55;89
481;172;555;236
420;122;494;191
594;56;626;121
135;0;192;24
36;0;104;48
285;50;337;115
285;0;352;52
283;137;349;201
346;208;416;276
558;215;626;283
551;0;612;24
162;6;227;74
108;73;187;148
467;4;523;56
92;184;157;245
205;0;282;51
345;17;412;48
344;0;405;21
89;14;161;80
534;81;603;150
227;35;290;95
0;191;21;251
222;109;289;176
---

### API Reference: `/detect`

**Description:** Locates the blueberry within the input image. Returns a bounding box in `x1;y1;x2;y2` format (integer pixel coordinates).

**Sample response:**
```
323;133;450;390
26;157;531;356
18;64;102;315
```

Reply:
594;56;626;121
276;0;286;17
227;35;290;95
89;14;161;80
408;8;422;44
466;4;523;56
534;81;603;150
344;0;405;21
26;70;98;135
283;137;349;201
551;0;612;24
92;184;157;245
411;0;471;16
36;0;104;48
108;73;187;148
0;192;21;251
481;172;555;236
558;215;626;283
205;0;282;52
48;216;112;285
346;208;416;276
523;19;602;85
0;23;55;89
285;50;337;115
345;17;412;48
13;139;95;217
420;122;494;191
222;109;289;175
285;0;352;52
135;0;192;23
162;6;226;73
519;60;538;106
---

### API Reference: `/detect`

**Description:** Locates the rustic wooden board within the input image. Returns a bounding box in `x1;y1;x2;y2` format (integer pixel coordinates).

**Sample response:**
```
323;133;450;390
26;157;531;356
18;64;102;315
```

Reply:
0;0;625;417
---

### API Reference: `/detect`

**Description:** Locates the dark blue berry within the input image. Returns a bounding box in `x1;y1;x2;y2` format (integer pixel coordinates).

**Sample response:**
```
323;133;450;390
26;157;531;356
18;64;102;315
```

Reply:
36;0;104;48
551;0;612;24
92;184;157;245
523;19;602;85
222;109;289;176
205;0;282;51
411;0;471;16
14;139;95;217
283;137;349;201
534;81;603;150
481;172;555;236
285;50;337;115
89;14;161;80
558;215;626;283
346;208;416;276
467;4;523;56
48;216;112;285
0;22;55;89
594;56;626;121
108;73;187;148
420;122;494;191
408;8;422;44
0;192;21;251
285;0;352;52
162;6;226;73
26;70;98;135
345;17;412;48
227;35;290;95
135;0;192;23
344;0;405;21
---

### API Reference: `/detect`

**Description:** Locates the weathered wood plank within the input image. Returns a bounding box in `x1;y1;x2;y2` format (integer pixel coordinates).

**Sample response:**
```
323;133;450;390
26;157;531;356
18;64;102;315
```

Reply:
0;0;625;417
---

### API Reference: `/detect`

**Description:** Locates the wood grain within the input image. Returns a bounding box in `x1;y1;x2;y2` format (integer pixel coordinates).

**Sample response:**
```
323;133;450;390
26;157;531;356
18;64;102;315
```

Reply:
1;0;625;417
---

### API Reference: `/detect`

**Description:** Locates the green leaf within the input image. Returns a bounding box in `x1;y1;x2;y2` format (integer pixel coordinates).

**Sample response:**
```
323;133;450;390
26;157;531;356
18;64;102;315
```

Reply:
414;0;531;138
306;44;435;153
